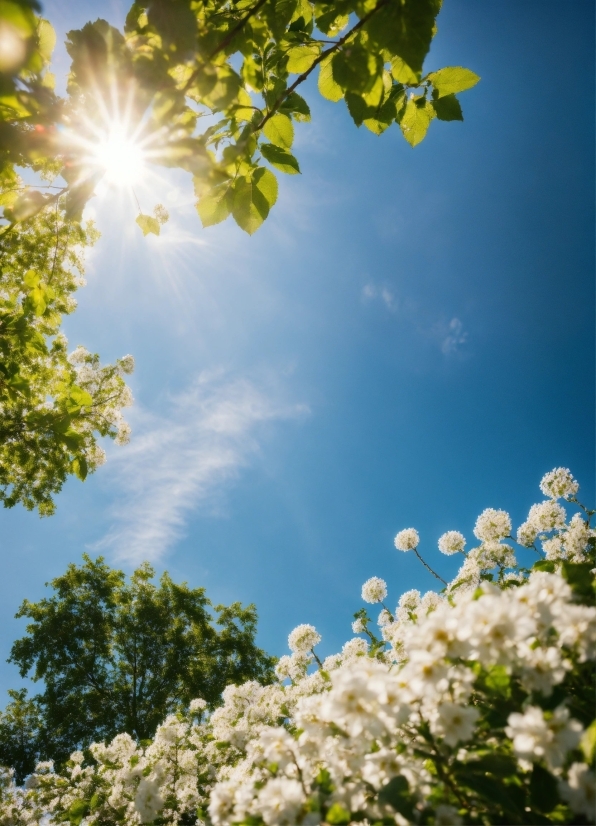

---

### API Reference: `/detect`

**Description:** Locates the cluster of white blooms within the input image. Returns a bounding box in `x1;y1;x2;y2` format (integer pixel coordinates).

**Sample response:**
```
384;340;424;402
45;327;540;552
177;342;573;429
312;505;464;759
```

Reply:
540;467;579;500
287;623;321;654
394;528;419;551
4;470;594;825
438;530;466;555
361;576;387;604
69;346;135;454
473;508;512;542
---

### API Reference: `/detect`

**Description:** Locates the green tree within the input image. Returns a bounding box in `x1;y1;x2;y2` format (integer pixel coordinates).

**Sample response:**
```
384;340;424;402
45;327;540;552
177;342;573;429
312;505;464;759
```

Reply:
0;690;42;786
0;196;134;514
1;555;276;779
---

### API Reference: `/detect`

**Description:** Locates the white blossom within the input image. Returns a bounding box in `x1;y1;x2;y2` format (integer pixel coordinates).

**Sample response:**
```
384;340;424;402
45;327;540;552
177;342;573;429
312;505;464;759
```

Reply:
506;705;583;770
516;521;538;547
394;528;419;551
540;467;579;500
361;576;387;604
438;531;466;555
473;508;512;542
288;624;321;654
256;778;304;825
528;500;567;532
558;763;596;819
430;703;480;747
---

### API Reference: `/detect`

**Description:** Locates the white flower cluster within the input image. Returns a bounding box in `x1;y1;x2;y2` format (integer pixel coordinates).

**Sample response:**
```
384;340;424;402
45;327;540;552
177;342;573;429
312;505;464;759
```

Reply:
438;530;466;555
3;470;594;825
361;576;387;604
69;346;135;454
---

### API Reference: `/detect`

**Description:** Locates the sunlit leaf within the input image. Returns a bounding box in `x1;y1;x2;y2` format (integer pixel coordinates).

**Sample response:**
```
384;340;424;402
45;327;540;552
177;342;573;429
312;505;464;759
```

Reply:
262;113;294;149
136;214;161;236
427;66;481;98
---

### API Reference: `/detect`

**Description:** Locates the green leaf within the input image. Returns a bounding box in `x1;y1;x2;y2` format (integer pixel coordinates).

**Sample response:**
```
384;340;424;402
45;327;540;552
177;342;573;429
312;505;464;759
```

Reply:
69;386;93;409
315;9;349;36
0;189;19;208
37;19;56;63
390;56;418;85
286;43;320;74
432;93;463;121
262;113;294;149
484;664;511;698
345;93;372;127
265;0;298;41
280;92;311;122
378;776;415;819
136;214;161;236
231;168;278;235
332;46;375;94
533;559;555;573
196;184;232;227
325;803;351;825
530;764;560;813
260;143;300;175
399;97;435;146
72;457;88;481
428;66;481;98
29;286;47;316
318;55;343;102
561;561;594;602
365;0;439;74
23;270;40;289
68;798;89;825
580;720;596;763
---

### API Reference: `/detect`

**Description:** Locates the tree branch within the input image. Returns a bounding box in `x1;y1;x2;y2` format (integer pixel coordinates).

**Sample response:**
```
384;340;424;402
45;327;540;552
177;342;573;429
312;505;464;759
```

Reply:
255;0;389;132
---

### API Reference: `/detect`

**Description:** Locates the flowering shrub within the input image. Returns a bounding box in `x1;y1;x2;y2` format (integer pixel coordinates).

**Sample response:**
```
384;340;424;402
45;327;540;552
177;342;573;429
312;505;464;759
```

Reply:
1;469;594;825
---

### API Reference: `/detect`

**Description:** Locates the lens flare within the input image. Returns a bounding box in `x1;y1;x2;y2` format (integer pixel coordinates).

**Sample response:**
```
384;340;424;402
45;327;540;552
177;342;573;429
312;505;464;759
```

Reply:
92;128;146;187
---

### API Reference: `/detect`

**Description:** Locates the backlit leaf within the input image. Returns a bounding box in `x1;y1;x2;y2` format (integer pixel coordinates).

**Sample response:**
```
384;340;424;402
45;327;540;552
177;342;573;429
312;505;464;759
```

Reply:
136;214;161;236
318;55;343;102
286;43;320;74
231;168;277;235
399;97;435;146
262;113;294;149
432;93;463;121
428;66;481;98
196;184;232;227
260;143;300;174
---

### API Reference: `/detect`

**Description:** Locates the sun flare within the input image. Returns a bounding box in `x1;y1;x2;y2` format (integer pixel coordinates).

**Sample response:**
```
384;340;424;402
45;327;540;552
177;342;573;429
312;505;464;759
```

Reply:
92;128;146;187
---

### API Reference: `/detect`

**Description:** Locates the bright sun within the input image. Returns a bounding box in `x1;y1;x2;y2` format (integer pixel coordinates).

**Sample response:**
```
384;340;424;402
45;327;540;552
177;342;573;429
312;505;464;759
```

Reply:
92;128;146;187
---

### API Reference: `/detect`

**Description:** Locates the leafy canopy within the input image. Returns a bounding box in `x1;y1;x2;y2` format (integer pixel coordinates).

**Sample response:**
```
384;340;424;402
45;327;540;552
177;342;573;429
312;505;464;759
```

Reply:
0;198;134;514
2;554;276;779
1;0;480;235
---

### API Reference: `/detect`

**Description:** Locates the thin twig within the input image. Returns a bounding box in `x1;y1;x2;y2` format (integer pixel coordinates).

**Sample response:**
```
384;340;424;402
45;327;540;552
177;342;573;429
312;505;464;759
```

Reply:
414;548;447;585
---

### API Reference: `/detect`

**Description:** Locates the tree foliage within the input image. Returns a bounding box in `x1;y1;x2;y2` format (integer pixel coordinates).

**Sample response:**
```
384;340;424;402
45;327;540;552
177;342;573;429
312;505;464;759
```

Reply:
0;197;134;514
0;554;276;781
1;0;480;235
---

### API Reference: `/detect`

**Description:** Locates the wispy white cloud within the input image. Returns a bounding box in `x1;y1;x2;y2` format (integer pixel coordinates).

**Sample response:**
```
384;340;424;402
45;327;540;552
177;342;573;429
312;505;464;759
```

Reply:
362;283;398;312
362;282;469;357
439;317;468;355
95;370;308;564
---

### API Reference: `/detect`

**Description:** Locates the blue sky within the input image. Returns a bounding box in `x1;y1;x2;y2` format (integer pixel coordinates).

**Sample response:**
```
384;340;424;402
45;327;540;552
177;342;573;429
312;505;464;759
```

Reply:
1;0;594;699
